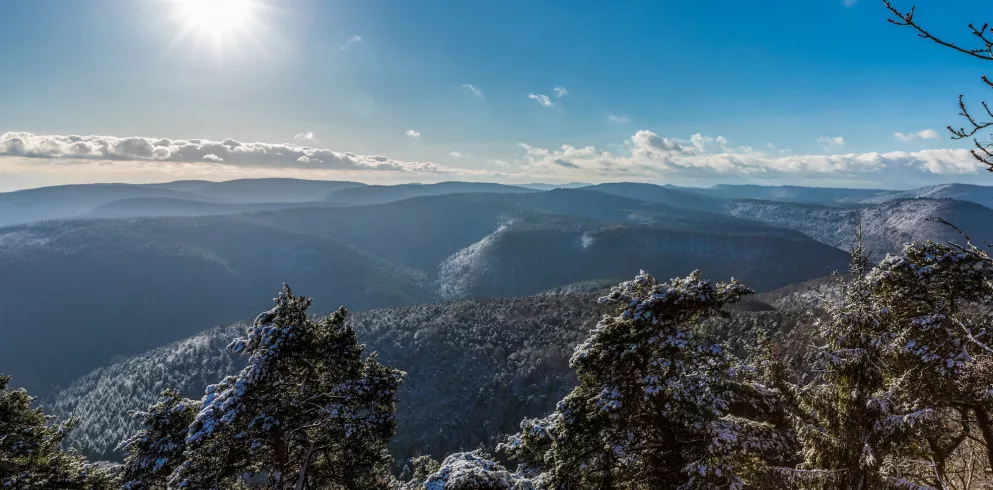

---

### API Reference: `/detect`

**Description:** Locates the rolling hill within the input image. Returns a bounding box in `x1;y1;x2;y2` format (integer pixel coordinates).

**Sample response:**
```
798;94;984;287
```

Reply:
0;217;433;394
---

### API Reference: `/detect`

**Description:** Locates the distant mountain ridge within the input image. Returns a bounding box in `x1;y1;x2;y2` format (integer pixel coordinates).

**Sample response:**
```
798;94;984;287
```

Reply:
724;197;993;257
0;178;364;227
324;181;536;206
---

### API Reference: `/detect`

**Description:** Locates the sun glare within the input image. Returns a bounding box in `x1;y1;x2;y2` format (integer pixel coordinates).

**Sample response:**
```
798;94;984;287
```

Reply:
168;0;266;56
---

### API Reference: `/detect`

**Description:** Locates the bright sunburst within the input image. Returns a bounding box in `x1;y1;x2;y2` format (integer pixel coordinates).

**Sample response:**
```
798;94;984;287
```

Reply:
167;0;267;57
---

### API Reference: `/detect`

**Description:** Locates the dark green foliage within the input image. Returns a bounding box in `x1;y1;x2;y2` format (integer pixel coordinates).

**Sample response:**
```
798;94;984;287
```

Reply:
501;271;793;489
0;374;114;490
173;285;403;489
116;389;197;490
868;240;993;483
782;240;906;489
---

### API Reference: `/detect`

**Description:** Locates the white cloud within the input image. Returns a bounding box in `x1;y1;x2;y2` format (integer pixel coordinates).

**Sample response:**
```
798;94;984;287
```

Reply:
461;84;483;97
817;136;846;150
406;129;421;138
553;86;568;98
516;130;985;182
0;131;480;174
341;35;362;50
894;129;941;142
488;159;509;166
293;131;317;143
843;0;859;6
528;93;554;107
450;151;462;158
607;114;630;123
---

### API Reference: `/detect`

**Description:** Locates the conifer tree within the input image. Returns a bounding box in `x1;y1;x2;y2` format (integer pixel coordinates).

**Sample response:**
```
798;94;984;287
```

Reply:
501;270;792;489
782;230;911;489
0;374;115;490
170;284;405;489
116;389;197;490
868;239;993;481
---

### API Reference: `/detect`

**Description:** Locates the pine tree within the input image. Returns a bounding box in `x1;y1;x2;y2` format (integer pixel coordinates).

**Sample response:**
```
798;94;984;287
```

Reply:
116;389;197;490
500;270;792;489
171;284;405;489
781;231;911;489
0;374;115;490
868;239;993;482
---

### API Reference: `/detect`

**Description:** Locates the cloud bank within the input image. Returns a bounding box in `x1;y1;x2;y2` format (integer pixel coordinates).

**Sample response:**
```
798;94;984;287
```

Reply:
2;130;986;189
518;130;986;182
0;132;462;173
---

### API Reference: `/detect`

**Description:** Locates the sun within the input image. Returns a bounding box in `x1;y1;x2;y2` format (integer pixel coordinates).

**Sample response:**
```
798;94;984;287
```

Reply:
167;0;266;55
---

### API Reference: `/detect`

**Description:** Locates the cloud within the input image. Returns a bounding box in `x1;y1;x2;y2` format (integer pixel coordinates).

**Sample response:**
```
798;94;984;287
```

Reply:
528;93;554;107
894;129;941;142
0;131;481;174
607;114;630;123
553;86;568;98
341;35;362;50
406;129;421;138
817;136;846;150
488;159;509;166
843;0;859;6
461;84;483;97
450;151;462;158
293;131;317;143
516;130;986;182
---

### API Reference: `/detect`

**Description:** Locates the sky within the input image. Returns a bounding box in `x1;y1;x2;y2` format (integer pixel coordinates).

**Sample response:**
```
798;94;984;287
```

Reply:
1;0;992;191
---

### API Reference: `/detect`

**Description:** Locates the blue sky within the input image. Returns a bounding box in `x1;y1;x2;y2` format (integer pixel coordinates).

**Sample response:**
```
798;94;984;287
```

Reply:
1;0;991;191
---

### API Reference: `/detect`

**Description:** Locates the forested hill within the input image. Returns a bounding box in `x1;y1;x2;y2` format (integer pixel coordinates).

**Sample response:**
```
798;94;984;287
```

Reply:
0;188;849;394
47;294;607;465
0;218;434;393
46;291;805;468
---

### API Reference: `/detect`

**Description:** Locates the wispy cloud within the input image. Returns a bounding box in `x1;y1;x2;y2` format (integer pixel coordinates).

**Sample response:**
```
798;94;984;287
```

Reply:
406;129;421;138
461;84;483;97
0;131;479;174
607;114;630;123
553;86;568;98
842;0;859;6
817;136;846;151
894;129;941;142
488;159;509;166
340;35;362;50
450;151;462;157
293;131;317;143
528;93;554;107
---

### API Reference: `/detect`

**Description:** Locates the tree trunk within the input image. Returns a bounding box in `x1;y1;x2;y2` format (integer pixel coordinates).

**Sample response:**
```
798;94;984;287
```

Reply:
294;439;316;490
972;407;993;473
274;428;288;489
